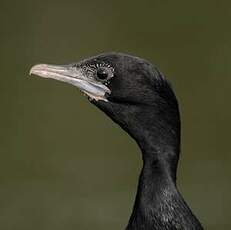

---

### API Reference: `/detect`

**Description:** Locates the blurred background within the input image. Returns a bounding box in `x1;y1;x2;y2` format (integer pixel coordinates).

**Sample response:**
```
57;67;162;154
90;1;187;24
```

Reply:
0;0;230;229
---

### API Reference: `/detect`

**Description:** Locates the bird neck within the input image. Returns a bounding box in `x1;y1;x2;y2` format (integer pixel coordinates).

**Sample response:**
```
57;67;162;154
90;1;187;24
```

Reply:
126;145;203;230
126;158;202;230
133;115;181;182
126;160;173;228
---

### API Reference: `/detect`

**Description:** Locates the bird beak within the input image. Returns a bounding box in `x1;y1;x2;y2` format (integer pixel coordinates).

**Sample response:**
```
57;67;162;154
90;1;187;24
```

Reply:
29;64;110;101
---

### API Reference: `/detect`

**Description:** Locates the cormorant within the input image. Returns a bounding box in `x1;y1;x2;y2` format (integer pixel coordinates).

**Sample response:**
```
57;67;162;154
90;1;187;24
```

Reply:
30;53;203;230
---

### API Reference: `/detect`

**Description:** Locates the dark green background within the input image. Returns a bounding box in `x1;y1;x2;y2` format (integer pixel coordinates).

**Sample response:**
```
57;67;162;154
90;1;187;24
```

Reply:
0;0;230;229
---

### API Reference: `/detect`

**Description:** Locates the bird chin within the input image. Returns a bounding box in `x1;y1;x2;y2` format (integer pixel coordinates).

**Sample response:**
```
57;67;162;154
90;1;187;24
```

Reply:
84;91;108;102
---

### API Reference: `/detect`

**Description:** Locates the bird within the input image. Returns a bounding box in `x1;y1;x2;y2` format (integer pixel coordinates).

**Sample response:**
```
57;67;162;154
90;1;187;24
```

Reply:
30;53;203;230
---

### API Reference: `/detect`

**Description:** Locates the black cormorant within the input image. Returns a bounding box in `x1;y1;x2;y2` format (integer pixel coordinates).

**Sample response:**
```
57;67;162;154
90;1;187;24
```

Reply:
30;53;203;230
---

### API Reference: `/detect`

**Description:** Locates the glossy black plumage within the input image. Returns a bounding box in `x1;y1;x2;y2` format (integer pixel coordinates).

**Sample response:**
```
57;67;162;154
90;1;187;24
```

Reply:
30;53;203;230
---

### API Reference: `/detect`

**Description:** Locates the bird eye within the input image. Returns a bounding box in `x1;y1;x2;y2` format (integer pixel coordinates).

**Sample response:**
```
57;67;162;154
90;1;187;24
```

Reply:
96;68;109;81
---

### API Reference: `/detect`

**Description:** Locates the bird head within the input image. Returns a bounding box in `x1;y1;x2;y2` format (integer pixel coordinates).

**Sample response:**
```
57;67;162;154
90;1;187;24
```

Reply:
30;53;180;159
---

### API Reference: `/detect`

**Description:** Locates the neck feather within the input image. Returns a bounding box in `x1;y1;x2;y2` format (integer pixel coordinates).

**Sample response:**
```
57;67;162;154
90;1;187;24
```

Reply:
126;147;203;230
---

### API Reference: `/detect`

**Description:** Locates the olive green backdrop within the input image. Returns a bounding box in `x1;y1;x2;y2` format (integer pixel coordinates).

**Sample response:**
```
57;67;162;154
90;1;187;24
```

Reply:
0;0;230;229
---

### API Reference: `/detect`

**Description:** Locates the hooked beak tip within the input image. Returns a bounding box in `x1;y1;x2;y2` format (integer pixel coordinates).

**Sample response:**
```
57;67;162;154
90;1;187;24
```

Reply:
29;64;48;76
